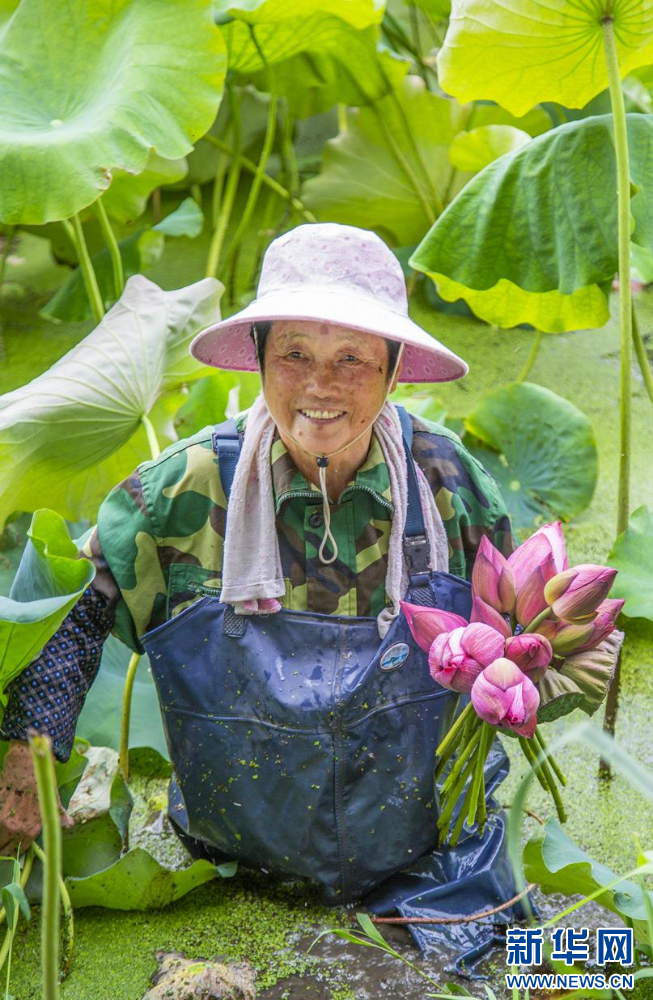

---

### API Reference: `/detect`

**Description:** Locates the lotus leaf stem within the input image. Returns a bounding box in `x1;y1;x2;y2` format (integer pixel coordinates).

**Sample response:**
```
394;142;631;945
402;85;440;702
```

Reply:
119;651;141;789
631;302;653;404
28;732;61;1000
516;329;542;383
0;226;14;288
206;82;243;279
31;842;74;979
0;842;33;930
94;199;124;299
69;213;104;324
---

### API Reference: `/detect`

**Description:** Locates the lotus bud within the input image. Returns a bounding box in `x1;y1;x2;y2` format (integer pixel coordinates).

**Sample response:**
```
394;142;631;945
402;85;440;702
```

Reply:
429;623;506;694
558;598;625;654
471;595;511;638
543;565;617;622
471;536;516;614
504;633;553;681
471;657;539;736
400;601;468;654
508;523;567;626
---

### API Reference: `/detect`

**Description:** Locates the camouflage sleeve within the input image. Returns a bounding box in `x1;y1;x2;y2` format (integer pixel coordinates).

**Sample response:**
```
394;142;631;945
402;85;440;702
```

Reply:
410;414;516;582
94;468;167;654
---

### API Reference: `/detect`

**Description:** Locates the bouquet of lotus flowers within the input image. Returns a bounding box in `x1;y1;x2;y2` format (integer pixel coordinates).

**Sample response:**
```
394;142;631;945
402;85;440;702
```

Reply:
401;522;625;847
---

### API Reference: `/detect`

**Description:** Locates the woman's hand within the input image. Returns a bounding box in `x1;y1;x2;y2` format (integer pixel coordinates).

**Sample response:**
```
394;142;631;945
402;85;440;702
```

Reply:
0;739;73;855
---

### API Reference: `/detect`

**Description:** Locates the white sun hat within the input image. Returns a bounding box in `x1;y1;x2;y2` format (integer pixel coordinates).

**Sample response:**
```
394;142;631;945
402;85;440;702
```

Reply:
189;222;468;383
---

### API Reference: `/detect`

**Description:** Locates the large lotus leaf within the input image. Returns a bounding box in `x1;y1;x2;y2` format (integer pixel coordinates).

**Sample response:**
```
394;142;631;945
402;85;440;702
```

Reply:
523;818;653;944
40;230;165;323
77;635;168;761
218;0;383;73
184;86;275;187
101;154;189;225
411;0;450;17
411;114;653;332
462;382;597;529
0;0;226;225
0;275;223;529
438;0;653;117
302;76;552;247
302;76;467;246
607;504;653;620
245;27;409;119
66;850;218;909
0;510;95;703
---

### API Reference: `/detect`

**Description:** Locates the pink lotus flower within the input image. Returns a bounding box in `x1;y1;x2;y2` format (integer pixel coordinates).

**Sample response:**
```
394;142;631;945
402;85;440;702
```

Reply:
504;633;553;682
429;623;506;693
537;598;624;655
471;536;516;614
471;658;539;736
507;522;567;626
471;595;512;638
543;565;617;622
400;601;468;654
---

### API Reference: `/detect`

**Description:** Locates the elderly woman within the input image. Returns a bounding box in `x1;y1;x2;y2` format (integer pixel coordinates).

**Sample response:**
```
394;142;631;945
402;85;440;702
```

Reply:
0;223;521;959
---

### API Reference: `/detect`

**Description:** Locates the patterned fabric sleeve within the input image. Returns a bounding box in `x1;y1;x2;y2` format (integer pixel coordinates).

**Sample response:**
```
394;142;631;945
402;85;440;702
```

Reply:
0;584;115;762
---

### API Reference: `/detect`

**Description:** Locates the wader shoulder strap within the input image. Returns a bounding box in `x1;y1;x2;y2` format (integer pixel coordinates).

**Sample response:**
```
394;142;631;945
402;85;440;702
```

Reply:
395;405;431;575
210;418;241;506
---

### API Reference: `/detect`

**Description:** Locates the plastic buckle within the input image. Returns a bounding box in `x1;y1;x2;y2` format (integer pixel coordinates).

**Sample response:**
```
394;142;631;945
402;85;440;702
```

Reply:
404;535;431;574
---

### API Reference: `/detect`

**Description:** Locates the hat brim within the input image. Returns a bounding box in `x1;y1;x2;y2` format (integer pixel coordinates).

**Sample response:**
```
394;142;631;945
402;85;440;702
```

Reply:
189;287;468;383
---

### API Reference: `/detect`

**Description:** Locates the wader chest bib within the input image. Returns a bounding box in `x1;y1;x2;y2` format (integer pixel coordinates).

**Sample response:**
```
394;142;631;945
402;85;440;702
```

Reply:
142;410;512;913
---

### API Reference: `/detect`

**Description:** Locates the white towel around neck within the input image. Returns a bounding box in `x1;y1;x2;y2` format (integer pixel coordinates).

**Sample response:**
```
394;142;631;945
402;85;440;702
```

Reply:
219;393;449;637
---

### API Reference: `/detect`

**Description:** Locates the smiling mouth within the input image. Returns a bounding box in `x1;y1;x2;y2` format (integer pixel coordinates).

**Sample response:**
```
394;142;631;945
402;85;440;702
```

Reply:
298;409;345;422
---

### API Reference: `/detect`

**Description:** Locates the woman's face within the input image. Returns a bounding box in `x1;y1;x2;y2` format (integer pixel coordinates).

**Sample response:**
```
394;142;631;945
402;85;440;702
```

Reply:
261;320;401;459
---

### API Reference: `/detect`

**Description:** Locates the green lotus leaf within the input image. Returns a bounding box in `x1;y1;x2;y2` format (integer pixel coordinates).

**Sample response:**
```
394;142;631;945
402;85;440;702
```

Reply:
0;510;95;703
219;0;383;73
0;0;226;224
185;86;274;187
77;636;168;760
40;230;166;323
448;125;531;172
607;504;653;620
411;0;450;18
302;76;466;246
438;0;653;117
523;818;653;944
558;629;624;716
245;27;409;118
66;850;218;909
462;382;597;529
101;154;188;225
153;198;204;238
0;275;223;529
302;76;552;247
411;115;653;332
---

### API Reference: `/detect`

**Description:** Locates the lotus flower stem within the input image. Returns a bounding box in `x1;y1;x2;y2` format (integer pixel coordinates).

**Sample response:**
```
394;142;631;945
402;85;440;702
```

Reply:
523;607;553;634
27;732;61;1000
448;794;469;848
534;727;567;787
434;703;475;782
602;17;632;538
632;303;653;405
94;198;124;299
519;736;567;824
69;213;104;325
440;718;483;794
518;735;551;793
477;762;487;834
437;746;479;833
436;702;473;758
31;841;74;979
465;724;494;829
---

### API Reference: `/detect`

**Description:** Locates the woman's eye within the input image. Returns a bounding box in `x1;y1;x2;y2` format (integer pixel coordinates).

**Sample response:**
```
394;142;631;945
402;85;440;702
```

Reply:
342;355;360;363
287;350;304;359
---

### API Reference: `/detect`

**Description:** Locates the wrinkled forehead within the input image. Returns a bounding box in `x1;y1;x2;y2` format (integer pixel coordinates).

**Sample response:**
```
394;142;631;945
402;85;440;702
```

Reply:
269;319;387;356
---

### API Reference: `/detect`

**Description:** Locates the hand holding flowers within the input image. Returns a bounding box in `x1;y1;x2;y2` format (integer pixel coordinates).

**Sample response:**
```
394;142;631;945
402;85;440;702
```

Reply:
401;522;624;846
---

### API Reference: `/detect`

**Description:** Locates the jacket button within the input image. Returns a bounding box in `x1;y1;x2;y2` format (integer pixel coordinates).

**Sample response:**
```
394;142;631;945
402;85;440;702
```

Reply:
309;511;324;528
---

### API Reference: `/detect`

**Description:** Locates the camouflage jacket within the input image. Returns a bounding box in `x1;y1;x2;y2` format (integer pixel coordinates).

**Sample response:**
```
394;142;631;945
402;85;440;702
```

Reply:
86;409;515;653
